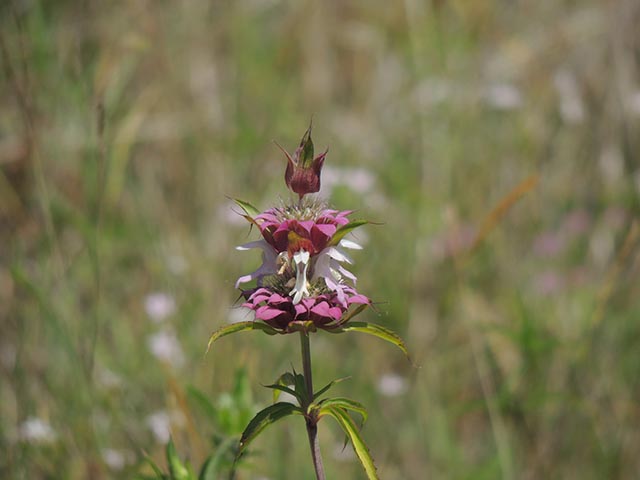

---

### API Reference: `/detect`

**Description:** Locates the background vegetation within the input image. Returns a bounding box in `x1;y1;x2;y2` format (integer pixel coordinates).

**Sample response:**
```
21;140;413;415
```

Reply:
2;0;639;478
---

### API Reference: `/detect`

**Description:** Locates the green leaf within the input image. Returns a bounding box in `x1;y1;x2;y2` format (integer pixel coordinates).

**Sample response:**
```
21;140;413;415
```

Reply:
323;406;379;480
231;198;261;218
264;383;300;404
198;437;237;480
324;321;410;359
313;376;350;400
232;368;253;409
166;438;191;480
292;372;310;406
197;456;217;480
265;371;298;404
238;402;301;455
186;385;217;422
329;220;369;246
318;397;368;425
142;453;167;479
206;321;280;353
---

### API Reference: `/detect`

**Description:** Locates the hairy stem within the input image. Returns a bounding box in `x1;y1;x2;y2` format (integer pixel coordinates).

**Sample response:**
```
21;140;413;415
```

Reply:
300;332;325;480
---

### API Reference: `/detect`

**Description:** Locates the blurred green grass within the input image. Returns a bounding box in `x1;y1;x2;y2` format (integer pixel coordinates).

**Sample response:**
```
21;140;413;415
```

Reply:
1;0;640;478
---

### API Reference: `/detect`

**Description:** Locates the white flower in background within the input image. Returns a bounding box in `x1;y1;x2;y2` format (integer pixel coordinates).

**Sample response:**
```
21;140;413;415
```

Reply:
146;410;172;444
554;69;585;124
146;410;185;444
144;292;176;323
101;448;134;471
376;373;408;397
484;82;522;111
96;366;123;390
19;417;56;444
166;254;188;275
147;330;185;368
319;166;377;198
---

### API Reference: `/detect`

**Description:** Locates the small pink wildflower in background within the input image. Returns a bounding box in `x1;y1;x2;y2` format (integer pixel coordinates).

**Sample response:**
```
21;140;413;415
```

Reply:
376;373;408;397
147;329;185;367
144;292;176;323
533;231;566;258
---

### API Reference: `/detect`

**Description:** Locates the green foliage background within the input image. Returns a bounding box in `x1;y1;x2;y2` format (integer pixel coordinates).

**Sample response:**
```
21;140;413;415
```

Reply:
1;0;639;478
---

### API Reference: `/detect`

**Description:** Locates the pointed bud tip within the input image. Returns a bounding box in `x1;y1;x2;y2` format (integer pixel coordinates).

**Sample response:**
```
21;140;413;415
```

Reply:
283;125;327;198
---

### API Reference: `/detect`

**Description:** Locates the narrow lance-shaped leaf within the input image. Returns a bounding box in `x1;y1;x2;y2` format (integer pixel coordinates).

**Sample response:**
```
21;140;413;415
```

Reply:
207;321;280;353
318;397;368;426
186;385;217;422
198;437;237;480
313;376;350;401
237;402;301;456
329;220;369;246
143;453;166;479
166;438;192;480
265;372;298;404
231;198;261;218
324;321;410;359
264;383;299;404
323;406;379;480
293;372;310;406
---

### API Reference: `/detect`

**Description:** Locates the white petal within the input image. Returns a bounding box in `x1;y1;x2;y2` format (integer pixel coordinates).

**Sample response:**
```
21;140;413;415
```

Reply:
235;240;278;288
236;240;271;251
327;247;353;264
339;239;363;250
293;249;310;263
290;249;310;305
338;265;357;283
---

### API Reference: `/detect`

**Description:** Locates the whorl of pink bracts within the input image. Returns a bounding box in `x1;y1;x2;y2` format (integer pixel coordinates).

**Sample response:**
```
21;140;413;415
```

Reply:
241;287;370;332
256;208;351;256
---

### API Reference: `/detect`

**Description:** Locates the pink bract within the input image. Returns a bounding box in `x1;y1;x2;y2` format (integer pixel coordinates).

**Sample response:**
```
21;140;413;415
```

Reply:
256;208;351;256
242;287;370;332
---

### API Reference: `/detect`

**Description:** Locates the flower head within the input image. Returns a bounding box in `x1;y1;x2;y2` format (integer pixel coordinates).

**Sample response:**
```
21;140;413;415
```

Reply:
235;204;369;333
279;123;327;200
231;126;372;334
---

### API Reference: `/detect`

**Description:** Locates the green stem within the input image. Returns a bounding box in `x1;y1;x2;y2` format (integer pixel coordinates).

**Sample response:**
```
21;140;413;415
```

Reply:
300;332;325;480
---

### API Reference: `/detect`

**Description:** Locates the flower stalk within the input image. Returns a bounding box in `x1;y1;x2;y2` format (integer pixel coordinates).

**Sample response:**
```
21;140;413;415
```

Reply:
208;123;409;480
300;332;325;480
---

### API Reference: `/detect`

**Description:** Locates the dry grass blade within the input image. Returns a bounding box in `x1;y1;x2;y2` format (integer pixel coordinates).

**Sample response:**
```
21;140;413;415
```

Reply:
590;220;640;330
467;174;539;256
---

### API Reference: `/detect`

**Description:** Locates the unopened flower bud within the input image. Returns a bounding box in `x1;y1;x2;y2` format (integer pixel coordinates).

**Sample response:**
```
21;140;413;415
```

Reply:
280;123;327;199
